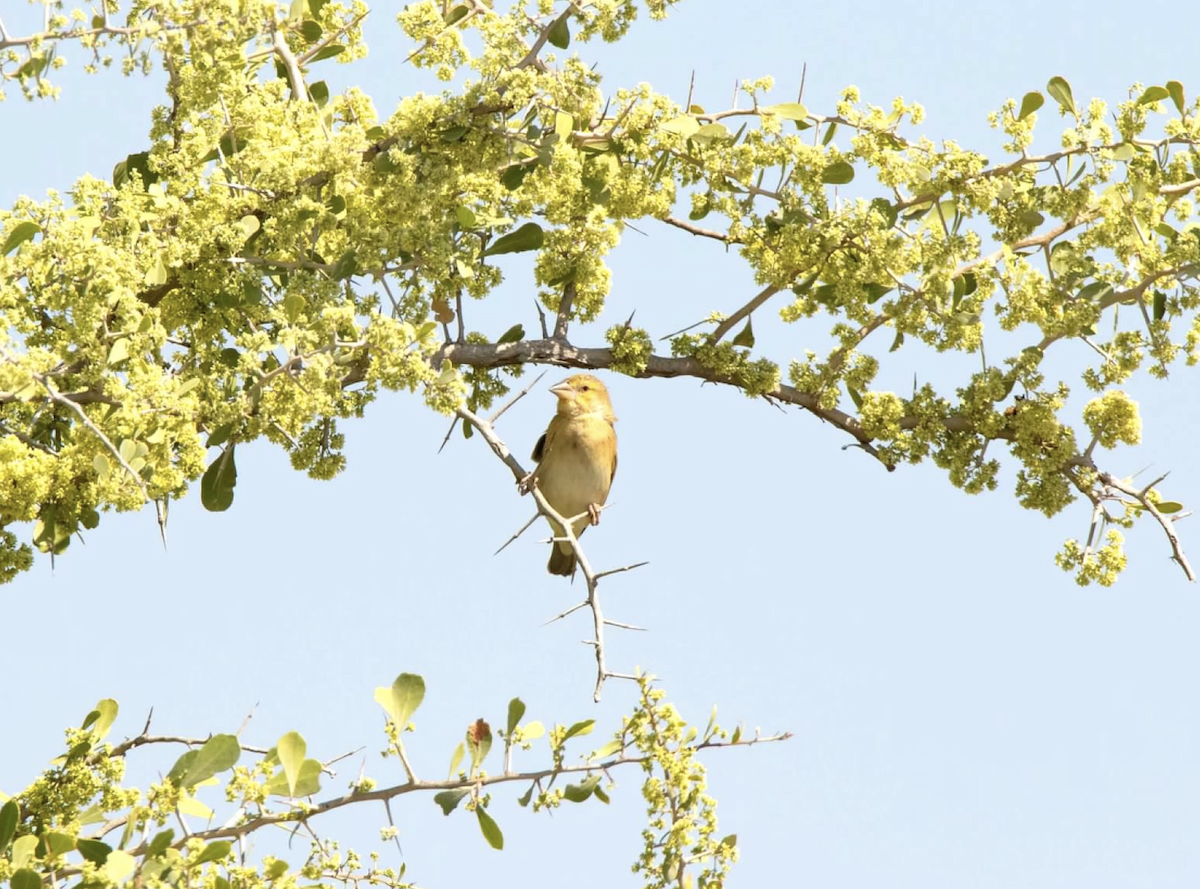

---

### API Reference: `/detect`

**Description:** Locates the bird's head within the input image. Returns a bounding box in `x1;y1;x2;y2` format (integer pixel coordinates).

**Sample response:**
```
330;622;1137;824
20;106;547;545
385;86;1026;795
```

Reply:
548;374;615;421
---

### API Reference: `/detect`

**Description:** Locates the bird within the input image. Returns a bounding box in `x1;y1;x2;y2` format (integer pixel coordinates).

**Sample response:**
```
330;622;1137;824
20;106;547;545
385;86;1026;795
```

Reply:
521;374;618;576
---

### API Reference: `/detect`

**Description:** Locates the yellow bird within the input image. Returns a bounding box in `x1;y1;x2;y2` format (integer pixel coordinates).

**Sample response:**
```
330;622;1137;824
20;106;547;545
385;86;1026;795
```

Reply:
523;374;618;576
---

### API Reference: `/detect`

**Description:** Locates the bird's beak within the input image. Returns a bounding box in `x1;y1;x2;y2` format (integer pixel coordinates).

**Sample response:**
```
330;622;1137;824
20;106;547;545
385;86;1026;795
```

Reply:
548;381;575;401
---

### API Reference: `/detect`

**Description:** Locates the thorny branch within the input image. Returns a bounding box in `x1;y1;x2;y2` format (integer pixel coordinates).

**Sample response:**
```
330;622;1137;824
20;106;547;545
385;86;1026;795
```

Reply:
454;399;647;701
77;728;787;862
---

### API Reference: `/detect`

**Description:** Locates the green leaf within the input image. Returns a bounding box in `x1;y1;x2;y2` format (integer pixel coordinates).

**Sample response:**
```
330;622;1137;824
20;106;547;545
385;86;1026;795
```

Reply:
731;317;755;348
309;81;329;108
76;838;111;865
11;836;37;869
475;806;503;850
265;759;321;798
506;698;526;736
167;735;240;788
482;222;544;256
190;841;232;867
43;831;75;857
821;161;854;185
309;44;345;63
561;719;595;742
692;123;729;145
589;738;624;761
91;699;118;739
439;125;468;142
0;800;18;851
522;720;545;740
434;789;469;815
1046;76;1075;116
889;329;904;352
1153;290;1167;321
93;453;111;481
501;163;531;190
107;337;130;366
444;5;470;25
455;206;477;228
374;673;426;727
847;386;864;410
719;833;738;848
145;255;168;286
1156;500;1184;514
1017;91;1044;121
237;215;261;240
1166;81;1185;114
113;151;159;186
2;221;40;256
10;869;41;889
659;115;700;137
762;102;808;121
864;283;892;304
546;16;570;49
277;732;306;798
821;121;838;145
282;292;307;322
104;850;136;883
200;445;238;513
496;324;524;345
870;197;898;228
1018;209;1045;229
206;423;234;449
265;860;289;880
1137;85;1170;106
308;0;329;16
447;742;465;779
1076;281;1113;302
563;774;602;803
299;20;322;42
333;249;358;280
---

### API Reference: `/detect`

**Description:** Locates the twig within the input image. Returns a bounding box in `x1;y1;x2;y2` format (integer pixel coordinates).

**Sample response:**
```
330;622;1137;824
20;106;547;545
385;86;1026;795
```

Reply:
1100;471;1195;580
660;216;732;242
488;369;548;424
708;285;781;343
494;513;540;555
34;374;148;501
436;417;460;454
553;282;577;340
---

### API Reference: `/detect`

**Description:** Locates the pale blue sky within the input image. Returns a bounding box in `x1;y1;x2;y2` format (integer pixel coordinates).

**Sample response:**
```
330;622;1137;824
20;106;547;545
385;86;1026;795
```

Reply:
4;1;1200;887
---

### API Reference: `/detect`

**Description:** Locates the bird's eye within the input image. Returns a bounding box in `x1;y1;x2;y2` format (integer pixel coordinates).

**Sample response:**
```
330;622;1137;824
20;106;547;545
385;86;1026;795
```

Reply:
581;384;590;391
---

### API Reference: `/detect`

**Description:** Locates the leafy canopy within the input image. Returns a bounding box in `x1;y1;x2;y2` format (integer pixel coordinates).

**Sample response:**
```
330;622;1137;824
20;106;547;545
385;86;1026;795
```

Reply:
1;0;1199;590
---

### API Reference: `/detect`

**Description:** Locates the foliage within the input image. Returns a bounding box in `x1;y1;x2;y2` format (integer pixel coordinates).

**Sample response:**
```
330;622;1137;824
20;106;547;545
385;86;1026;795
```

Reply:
1;6;1199;596
0;673;778;889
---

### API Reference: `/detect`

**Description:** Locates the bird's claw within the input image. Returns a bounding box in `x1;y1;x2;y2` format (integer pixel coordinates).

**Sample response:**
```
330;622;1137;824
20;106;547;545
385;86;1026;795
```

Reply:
518;473;535;495
588;503;602;526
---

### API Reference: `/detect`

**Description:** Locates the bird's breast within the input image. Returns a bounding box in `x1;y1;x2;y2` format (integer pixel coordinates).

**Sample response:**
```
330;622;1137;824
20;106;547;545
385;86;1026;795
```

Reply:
536;420;615;521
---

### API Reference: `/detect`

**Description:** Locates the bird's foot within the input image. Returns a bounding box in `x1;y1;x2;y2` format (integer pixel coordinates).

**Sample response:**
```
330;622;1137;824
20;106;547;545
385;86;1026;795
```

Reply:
517;473;535;495
588;503;602;526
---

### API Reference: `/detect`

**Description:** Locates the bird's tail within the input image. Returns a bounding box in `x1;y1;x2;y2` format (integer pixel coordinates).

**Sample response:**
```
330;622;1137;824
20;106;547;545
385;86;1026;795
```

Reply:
547;544;576;577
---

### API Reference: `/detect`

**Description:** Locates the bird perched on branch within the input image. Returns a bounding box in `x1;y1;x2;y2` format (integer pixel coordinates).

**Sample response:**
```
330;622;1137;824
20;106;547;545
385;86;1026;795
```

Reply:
521;374;618;576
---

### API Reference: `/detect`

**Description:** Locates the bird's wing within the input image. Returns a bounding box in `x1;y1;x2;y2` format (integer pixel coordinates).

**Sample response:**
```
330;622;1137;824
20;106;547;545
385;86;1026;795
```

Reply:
531;431;547;463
